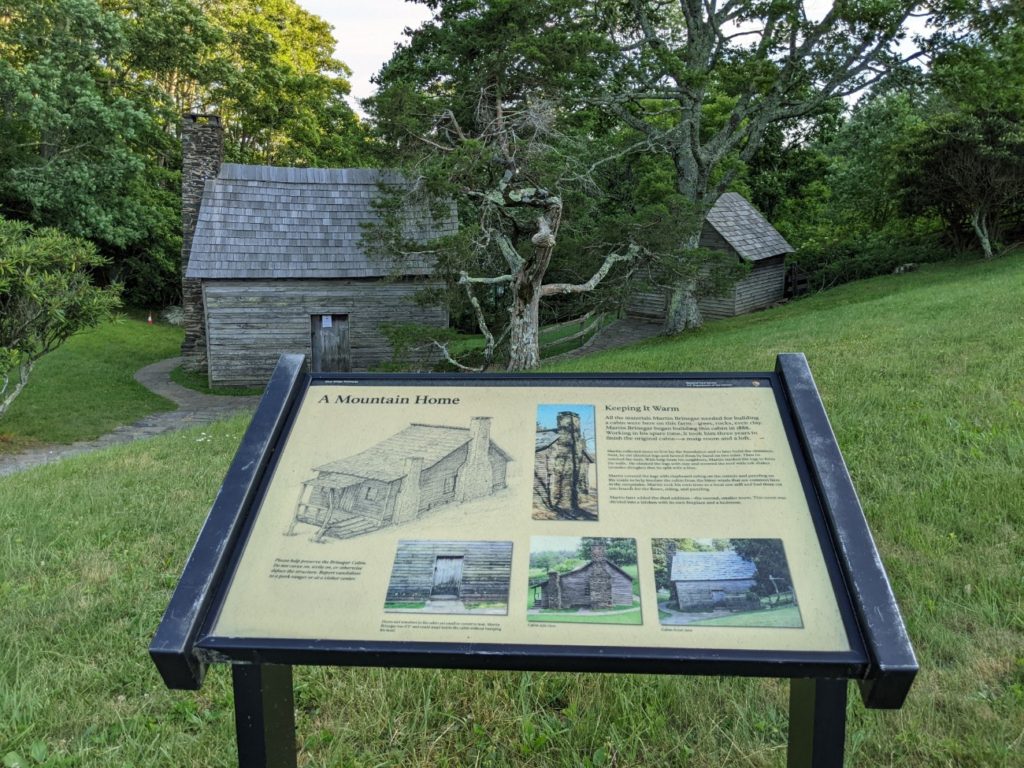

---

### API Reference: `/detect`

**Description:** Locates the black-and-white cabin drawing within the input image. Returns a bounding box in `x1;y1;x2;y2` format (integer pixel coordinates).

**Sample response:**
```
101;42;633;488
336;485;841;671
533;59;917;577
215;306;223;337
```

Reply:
289;417;511;541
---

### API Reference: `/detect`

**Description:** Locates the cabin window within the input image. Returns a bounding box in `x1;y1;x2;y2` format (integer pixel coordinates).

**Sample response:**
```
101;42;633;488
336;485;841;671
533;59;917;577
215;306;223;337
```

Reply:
365;486;380;501
443;476;457;494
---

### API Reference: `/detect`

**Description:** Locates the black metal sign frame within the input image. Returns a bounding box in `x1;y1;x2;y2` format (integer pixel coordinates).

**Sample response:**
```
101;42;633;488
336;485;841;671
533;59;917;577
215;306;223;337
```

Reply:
150;353;917;767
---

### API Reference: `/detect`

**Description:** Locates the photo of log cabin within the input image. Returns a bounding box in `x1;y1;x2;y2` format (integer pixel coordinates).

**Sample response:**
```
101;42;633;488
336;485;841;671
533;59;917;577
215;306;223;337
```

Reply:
532;404;598;521
652;538;802;628
527;537;641;624
287;417;511;542
384;540;513;615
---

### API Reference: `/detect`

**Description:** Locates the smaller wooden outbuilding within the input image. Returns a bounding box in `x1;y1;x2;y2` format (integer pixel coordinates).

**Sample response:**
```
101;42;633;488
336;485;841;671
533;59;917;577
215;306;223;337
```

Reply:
627;192;795;321
532;546;633;610
386;540;513;604
670;550;758;611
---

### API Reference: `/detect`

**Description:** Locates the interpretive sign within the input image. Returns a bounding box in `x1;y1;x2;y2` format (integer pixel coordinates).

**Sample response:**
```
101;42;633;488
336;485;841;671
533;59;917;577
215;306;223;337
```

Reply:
151;354;917;768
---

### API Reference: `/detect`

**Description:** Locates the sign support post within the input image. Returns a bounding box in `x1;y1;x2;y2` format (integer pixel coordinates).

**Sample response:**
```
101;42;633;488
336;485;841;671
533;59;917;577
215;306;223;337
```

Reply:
232;664;297;768
787;678;848;768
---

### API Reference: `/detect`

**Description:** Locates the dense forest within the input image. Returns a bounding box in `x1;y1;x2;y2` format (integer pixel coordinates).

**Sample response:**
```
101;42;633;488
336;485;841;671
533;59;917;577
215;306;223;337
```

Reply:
1;1;1022;356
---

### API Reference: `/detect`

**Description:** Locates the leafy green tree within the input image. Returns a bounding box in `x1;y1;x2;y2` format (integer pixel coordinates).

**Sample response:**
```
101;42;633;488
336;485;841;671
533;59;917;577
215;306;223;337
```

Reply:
596;0;927;331
577;537;638;565
202;0;366;166
896;20;1024;258
730;539;794;600
0;0;152;249
0;218;121;416
367;0;694;369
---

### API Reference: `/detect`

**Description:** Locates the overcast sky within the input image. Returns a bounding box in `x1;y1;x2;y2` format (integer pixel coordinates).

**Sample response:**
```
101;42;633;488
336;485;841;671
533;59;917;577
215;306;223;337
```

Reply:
297;1;433;114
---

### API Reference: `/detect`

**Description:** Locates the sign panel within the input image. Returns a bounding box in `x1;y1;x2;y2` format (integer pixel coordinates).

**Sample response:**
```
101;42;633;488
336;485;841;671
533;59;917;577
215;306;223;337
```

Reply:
208;378;852;655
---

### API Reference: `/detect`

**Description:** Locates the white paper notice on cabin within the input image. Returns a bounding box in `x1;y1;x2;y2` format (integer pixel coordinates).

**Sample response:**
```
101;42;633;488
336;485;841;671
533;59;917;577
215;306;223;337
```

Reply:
322;316;333;328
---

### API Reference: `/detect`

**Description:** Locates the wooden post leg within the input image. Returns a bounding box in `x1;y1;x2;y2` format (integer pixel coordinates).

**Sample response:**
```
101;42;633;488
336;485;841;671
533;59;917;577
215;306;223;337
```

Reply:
787;678;848;768
232;664;297;768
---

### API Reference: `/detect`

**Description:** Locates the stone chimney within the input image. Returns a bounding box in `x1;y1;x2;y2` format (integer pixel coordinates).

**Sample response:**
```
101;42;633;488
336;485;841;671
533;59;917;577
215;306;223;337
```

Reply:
665;540;679;607
589;544;613;609
547;570;562;608
392;457;424;524
180;113;223;372
458;417;493;502
553;411;588;509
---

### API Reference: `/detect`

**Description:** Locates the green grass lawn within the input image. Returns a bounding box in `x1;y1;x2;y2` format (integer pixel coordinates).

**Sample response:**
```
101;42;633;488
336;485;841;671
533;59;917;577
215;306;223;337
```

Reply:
1;254;1022;765
0;316;183;453
527;605;643;625
446;313;613;362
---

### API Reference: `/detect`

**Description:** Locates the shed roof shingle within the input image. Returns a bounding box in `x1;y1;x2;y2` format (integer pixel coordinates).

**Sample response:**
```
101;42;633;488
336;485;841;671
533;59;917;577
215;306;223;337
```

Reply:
705;192;794;262
670;550;758;581
185;164;455;279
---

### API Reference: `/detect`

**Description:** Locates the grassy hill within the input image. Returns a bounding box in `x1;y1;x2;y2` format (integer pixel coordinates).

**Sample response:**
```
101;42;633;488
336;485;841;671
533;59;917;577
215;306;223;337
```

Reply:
0;254;1021;766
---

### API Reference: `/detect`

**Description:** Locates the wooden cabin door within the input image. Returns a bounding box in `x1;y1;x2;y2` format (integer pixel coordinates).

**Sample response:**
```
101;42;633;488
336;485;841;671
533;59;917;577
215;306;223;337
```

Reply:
430;556;464;598
310;314;350;372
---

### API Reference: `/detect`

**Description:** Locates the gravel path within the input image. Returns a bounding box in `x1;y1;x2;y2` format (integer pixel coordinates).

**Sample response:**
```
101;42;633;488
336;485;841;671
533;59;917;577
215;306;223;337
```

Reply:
0;357;260;478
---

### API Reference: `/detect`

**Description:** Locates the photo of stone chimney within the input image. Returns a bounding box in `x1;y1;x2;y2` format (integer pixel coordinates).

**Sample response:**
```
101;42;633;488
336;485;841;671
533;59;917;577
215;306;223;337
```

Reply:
533;404;598;521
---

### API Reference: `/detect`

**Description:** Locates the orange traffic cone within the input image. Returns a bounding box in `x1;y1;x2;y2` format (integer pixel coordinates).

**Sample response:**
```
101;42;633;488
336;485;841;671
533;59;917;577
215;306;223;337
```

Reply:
147;312;153;324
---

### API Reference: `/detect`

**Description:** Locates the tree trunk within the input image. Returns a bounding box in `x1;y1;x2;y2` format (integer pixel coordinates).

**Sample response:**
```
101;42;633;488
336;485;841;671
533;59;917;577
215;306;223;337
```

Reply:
970;208;995;260
663;230;704;334
505;197;561;371
0;361;32;418
507;279;543;370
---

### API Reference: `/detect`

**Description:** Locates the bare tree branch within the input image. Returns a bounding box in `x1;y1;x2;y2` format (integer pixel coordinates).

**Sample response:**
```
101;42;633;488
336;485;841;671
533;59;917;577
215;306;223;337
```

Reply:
541;245;641;297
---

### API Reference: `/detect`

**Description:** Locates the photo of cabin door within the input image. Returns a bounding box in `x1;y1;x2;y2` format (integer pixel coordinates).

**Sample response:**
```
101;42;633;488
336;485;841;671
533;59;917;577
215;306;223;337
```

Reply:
430;556;464;599
310;314;350;372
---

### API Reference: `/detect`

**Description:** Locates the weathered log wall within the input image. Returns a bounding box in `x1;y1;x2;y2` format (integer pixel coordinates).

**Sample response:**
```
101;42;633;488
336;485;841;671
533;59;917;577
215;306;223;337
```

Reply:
386;540;513;603
202;279;448;386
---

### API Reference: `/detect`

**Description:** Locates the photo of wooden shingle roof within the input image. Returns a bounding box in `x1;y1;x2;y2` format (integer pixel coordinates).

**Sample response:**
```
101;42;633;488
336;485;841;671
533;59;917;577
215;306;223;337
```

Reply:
185;164;455;279
670;550;758;581
705;192;795;262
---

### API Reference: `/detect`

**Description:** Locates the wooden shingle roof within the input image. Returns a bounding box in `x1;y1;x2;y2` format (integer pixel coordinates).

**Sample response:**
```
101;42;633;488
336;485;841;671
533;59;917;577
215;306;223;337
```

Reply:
185;164;455;279
705;192;794;262
670;550;757;581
